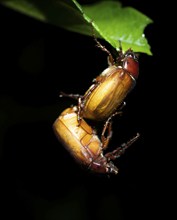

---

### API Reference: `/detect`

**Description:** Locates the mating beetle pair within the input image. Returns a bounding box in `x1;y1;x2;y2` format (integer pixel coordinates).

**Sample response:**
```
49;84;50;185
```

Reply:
53;39;140;175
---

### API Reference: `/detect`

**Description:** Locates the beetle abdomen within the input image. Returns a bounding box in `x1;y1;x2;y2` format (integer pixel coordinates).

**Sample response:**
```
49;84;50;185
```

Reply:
53;108;102;165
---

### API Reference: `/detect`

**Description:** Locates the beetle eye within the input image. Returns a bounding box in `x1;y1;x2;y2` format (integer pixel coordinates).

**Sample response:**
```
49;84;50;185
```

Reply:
125;50;138;61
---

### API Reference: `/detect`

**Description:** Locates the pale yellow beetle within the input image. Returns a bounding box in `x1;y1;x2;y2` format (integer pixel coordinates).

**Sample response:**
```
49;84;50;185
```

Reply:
53;106;139;174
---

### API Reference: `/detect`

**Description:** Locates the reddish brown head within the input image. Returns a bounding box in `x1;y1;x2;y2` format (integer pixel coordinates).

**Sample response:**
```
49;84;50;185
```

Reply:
89;156;118;174
122;49;139;79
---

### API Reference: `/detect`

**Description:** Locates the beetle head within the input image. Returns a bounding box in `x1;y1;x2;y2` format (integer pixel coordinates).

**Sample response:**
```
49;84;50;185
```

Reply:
122;49;139;79
89;156;118;174
116;47;139;79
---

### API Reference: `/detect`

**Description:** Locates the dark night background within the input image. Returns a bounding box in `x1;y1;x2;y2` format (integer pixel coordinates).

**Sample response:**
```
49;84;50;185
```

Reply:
0;1;171;220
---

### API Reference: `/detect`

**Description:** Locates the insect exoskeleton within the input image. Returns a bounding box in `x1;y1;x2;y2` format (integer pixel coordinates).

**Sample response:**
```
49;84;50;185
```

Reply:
60;45;139;122
53;106;140;174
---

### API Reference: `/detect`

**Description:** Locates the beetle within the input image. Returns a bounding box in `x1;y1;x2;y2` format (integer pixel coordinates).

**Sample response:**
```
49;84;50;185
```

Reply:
53;106;140;174
60;39;139;123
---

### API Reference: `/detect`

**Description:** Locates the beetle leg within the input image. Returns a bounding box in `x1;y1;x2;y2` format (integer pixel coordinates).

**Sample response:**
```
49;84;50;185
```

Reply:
83;83;100;100
59;91;82;100
90;22;115;66
93;36;115;66
105;133;140;161
59;91;85;125
101;121;113;150
101;111;122;150
117;101;126;111
95;102;125;139
77;96;84;125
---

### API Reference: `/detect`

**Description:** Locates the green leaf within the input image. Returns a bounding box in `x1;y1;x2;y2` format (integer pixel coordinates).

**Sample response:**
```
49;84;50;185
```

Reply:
73;1;153;55
1;0;153;54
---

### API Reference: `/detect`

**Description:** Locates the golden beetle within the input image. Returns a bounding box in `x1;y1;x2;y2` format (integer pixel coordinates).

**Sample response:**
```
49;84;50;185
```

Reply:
53;106;140;174
60;40;139;123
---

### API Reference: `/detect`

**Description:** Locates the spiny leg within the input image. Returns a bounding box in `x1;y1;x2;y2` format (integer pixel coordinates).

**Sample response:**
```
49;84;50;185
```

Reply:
101;121;112;150
77;96;84;125
105;133;140;160
118;101;126;111
101;111;122;150
91;23;115;66
59;91;84;125
94;37;115;66
59;91;82;100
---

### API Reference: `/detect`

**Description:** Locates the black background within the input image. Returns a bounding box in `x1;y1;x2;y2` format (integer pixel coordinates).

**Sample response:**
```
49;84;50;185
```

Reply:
0;1;171;220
